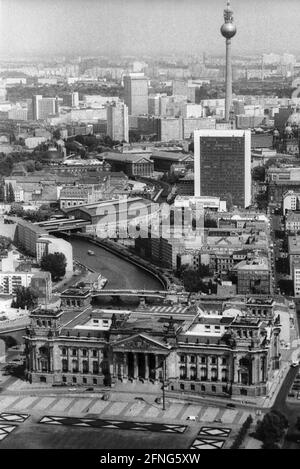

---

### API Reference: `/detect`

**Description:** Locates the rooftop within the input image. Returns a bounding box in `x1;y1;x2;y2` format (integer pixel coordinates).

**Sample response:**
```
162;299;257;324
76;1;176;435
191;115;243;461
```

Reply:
151;151;192;161
288;236;300;254
286;211;300;222
235;257;269;271
231;317;261;326
30;308;62;318
102;152;153;163
60;288;91;298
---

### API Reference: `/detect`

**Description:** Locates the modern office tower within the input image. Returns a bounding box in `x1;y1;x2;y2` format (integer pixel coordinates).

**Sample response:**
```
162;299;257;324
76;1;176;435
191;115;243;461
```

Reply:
220;1;237;122
194;129;251;208
32;95;57;120
148;94;161;116
60;92;79;107
123;73;148;115
107;101;129;142
172;79;188;96
158;117;183;142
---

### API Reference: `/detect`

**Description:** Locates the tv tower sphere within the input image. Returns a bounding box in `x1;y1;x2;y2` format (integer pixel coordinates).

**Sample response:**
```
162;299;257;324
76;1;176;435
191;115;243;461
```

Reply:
221;22;237;39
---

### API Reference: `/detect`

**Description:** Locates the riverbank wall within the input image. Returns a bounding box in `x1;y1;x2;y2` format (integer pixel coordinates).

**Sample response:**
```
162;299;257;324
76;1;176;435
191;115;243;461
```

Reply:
71;233;169;290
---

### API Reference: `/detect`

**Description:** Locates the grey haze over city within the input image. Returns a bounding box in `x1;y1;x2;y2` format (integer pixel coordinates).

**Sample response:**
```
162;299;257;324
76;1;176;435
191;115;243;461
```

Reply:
1;0;300;57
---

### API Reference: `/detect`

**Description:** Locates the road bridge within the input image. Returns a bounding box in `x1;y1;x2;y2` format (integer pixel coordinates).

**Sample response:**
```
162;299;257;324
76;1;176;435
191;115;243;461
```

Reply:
91;289;167;299
35;218;91;233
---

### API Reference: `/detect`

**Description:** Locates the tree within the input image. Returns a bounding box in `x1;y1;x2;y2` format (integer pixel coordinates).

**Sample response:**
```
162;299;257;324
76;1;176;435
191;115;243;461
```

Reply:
254;410;288;444
0;184;5;202
53;129;61;140
204;216;217;228
25;160;35;172
6;183;15;203
11;286;38;310
198;264;210;278
182;269;203;292
182;265;210;293
230;414;253;449
256;191;268;211
24;207;52;223
252;165;266;182
9;204;24;217
34;161;43;171
40;252;67;281
262;439;280;449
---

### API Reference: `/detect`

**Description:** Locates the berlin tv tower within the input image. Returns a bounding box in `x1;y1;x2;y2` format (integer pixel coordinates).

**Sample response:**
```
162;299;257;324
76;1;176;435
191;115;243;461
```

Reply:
220;1;237;122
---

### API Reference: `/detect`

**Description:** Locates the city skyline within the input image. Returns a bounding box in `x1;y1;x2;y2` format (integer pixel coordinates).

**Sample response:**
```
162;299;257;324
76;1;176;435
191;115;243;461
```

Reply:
1;0;300;58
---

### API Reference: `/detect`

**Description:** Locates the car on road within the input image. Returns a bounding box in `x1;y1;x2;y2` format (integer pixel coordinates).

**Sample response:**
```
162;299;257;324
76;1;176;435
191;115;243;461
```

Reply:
186;415;197;421
85;387;94;392
226;403;236;408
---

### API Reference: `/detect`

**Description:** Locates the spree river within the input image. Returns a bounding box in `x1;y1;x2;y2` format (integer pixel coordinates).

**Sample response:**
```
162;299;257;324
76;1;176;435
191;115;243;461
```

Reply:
70;237;163;291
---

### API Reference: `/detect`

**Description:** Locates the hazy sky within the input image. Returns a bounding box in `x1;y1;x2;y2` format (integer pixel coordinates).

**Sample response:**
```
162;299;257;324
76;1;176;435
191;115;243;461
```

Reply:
1;0;300;58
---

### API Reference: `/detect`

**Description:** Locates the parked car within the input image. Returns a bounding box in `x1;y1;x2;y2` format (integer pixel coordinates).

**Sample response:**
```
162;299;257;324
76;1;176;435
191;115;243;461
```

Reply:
226;403;236;408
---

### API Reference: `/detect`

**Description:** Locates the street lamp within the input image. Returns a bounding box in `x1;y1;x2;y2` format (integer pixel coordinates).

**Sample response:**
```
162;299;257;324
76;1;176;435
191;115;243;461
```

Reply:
154;356;168;410
162;357;167;411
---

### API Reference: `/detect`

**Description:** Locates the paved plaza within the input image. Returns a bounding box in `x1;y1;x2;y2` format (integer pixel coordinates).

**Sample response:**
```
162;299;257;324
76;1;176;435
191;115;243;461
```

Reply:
0;369;254;448
0;392;251;426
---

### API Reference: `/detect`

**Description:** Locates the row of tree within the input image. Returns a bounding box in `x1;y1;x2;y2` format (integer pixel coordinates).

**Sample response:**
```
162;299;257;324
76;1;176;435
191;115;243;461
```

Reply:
8;204;53;222
177;265;218;293
230;414;253;449
11;286;38;310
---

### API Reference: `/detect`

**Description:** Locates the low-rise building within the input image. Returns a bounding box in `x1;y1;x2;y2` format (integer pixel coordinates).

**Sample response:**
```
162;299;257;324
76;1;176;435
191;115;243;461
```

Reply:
151;151;193;172
283;190;300;213
55;159;111;175
233;257;271;295
102;152;154;178
15;219;48;256
293;263;300;297
59;187;89;210
0;270;51;298
174;195;227;212
288;236;300;275
285;211;300;232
